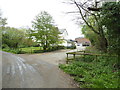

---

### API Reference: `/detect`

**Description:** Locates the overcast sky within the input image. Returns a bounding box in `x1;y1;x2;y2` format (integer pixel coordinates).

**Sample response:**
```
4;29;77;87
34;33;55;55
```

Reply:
0;0;84;39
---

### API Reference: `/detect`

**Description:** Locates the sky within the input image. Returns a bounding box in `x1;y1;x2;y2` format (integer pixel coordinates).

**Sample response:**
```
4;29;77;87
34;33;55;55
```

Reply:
0;0;84;39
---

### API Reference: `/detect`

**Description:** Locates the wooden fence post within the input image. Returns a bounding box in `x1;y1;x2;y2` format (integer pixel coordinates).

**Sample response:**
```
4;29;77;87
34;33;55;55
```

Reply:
31;48;32;54
73;54;75;60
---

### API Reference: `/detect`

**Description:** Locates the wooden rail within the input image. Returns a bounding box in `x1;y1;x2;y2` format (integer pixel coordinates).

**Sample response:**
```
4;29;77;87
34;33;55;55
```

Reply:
66;51;117;63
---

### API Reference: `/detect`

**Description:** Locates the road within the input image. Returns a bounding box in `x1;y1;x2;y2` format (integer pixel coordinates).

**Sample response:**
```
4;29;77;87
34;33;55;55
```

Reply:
1;50;78;88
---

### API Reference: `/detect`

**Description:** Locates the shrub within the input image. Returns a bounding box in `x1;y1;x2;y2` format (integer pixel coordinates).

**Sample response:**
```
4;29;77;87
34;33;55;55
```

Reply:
34;50;44;53
2;48;23;54
2;44;10;49
85;46;102;54
33;44;40;47
67;45;76;49
57;46;65;49
47;46;65;52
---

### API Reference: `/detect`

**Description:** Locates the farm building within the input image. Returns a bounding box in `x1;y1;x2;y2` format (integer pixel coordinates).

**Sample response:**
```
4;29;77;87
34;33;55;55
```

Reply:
75;37;91;51
75;37;91;47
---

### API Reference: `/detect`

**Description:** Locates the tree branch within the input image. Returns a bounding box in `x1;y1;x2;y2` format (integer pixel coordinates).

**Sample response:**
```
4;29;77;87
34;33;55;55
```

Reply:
77;3;100;24
74;0;100;34
88;7;101;11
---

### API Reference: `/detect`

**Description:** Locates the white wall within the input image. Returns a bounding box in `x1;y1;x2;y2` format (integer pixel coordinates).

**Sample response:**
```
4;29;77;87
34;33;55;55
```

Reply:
75;43;86;51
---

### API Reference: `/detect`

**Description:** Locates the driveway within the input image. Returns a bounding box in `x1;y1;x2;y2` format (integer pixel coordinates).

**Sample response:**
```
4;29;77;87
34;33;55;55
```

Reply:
1;50;78;88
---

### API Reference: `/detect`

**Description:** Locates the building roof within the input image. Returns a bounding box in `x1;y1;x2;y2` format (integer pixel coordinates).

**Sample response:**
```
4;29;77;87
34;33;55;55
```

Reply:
75;37;91;44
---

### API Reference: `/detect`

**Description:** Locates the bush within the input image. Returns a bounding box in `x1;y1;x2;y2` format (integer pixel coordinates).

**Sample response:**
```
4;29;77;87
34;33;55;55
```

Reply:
33;44;40;47
57;46;65;49
76;55;95;62
2;44;10;49
67;45;76;49
47;46;65;52
85;46;102;54
2;45;65;54
2;48;23;54
34;50;44;53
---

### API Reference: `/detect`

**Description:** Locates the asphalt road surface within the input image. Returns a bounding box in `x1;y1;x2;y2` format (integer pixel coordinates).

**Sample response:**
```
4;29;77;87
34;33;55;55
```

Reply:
1;50;78;88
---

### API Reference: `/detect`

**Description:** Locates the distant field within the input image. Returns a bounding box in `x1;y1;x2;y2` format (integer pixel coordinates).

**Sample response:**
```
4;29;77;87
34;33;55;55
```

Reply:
21;47;42;53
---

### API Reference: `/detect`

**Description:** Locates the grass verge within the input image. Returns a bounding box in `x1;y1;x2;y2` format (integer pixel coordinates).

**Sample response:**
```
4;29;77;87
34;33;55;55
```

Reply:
59;56;119;88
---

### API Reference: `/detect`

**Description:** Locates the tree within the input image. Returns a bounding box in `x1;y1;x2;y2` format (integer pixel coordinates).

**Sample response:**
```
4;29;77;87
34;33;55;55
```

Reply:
101;2;120;54
100;2;120;67
67;0;108;52
0;10;2;47
32;11;62;51
0;9;7;29
0;18;7;28
82;24;99;48
0;9;7;47
2;27;26;49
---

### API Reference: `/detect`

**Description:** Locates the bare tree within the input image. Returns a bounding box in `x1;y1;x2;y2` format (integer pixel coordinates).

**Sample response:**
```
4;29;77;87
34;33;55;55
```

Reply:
65;0;108;52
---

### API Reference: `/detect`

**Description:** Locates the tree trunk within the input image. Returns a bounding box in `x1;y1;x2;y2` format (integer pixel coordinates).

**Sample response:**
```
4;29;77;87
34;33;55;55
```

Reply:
98;35;108;52
118;54;120;69
43;45;47;51
96;24;108;52
98;28;108;52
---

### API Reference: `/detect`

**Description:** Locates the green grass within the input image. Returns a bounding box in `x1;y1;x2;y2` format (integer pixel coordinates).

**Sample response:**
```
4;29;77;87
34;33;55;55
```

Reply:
1;47;43;54
59;56;119;88
2;48;22;54
21;47;42;53
2;45;65;54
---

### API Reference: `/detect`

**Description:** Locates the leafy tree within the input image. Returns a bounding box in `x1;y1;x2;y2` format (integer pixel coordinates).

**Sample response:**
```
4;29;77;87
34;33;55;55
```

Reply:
0;9;7;29
19;28;36;47
0;10;35;49
101;2;120;53
2;27;26;49
0;10;2;47
100;2;120;67
82;24;99;48
32;11;62;51
0;18;7;28
0;9;7;47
